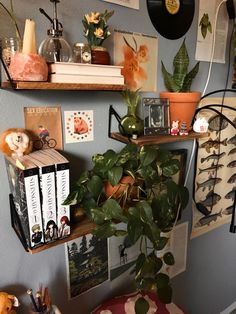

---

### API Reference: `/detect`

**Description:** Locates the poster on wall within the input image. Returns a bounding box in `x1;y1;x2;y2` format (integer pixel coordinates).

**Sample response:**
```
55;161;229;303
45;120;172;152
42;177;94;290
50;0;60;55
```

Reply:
191;98;236;238
65;234;109;299
64;110;94;144
101;0;139;10
195;0;229;63
109;223;144;281
24;106;63;150
114;29;158;92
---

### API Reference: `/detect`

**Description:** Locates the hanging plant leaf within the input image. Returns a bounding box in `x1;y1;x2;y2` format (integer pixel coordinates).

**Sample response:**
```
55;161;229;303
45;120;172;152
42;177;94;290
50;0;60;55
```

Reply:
127;219;143;244
87;175;103;199
134;297;150;314
93;222;116;238
156;273;170;288
140;146;158;167
163;252;175;265
108;166;123;186
157;285;172;304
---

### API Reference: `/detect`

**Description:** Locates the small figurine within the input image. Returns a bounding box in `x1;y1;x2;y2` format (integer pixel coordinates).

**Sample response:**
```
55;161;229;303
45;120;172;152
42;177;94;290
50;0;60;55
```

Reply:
179;121;189;136
193;117;209;133
0;291;19;314
0;128;33;158
170;120;179;136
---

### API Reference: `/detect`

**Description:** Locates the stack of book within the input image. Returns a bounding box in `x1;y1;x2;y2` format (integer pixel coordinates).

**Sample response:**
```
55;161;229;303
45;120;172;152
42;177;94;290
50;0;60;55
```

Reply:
48;62;125;85
5;149;70;250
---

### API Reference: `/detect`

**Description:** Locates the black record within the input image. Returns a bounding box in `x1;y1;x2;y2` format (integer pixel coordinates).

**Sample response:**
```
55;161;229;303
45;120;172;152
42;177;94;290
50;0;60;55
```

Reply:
146;0;195;40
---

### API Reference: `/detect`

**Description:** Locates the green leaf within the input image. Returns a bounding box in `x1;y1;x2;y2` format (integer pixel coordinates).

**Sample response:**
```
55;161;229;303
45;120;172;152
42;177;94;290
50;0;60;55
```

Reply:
135;253;146;275
154;236;169;251
115;230;127;236
157;285;172;304
90;208;107;225
135;297;150;314
161;61;181;92
156;273;170;288
163;252;175;265
108;166;123;186
149;251;163;273
173;39;189;89
87;175;103;199
201;26;207;39
162;159;180;177
76;170;90;185
93;222;116;238
182;61;200;92
102;199;123;220
62;190;79;205
140;146;158;167
139;201;153;223
127;219;143;244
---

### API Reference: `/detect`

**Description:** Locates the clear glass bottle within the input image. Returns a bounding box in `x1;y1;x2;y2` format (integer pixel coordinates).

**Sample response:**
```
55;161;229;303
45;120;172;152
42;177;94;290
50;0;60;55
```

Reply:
39;29;72;63
1;37;20;66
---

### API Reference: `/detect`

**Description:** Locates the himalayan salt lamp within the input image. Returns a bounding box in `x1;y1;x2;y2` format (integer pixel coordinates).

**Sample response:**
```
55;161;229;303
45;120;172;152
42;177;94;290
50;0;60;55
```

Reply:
9;19;48;81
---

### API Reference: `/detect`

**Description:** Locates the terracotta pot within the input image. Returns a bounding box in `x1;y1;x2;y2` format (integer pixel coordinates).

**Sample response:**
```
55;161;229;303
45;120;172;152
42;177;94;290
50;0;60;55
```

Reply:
91;46;110;65
104;176;135;199
160;91;201;131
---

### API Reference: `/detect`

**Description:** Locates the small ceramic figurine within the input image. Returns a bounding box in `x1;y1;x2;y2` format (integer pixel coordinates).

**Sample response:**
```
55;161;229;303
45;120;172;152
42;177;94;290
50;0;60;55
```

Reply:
179;121;188;136
170;120;179;136
193;117;209;133
0;128;33;158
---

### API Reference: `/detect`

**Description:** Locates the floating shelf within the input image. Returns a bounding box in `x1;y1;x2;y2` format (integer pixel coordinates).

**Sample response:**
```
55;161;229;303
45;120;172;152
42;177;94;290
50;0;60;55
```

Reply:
29;217;95;254
110;131;209;146
1;81;125;91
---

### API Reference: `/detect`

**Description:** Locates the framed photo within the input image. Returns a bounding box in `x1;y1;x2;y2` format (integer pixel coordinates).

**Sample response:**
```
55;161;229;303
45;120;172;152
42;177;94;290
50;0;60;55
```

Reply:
143;98;170;135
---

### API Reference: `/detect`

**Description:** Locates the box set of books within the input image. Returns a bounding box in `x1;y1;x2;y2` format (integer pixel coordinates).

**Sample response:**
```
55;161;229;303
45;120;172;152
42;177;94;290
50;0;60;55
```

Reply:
5;149;70;251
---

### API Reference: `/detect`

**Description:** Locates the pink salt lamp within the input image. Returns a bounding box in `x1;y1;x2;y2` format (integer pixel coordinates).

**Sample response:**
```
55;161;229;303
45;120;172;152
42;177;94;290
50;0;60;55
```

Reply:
9;53;48;81
9;18;48;82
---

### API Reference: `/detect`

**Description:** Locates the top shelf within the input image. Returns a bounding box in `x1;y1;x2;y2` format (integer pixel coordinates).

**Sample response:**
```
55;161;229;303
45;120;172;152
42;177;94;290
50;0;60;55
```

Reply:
110;131;209;145
1;81;125;91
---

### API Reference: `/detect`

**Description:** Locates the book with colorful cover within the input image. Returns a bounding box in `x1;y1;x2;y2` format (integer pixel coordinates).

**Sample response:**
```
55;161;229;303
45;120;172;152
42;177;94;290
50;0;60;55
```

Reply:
5;155;44;249
27;152;58;243
40;149;70;239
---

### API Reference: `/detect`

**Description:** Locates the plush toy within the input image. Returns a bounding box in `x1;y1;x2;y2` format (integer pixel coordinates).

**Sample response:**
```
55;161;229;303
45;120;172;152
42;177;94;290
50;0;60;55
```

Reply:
0;128;33;158
170;120;179;136
0;292;19;314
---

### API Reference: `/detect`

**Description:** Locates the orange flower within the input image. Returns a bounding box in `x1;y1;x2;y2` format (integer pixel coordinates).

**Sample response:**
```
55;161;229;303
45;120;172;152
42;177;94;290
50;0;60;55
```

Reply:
137;45;149;63
120;45;147;90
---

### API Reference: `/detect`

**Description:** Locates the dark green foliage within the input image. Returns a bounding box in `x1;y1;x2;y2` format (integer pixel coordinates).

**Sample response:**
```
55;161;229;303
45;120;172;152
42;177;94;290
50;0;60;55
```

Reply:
64;143;189;305
161;39;200;92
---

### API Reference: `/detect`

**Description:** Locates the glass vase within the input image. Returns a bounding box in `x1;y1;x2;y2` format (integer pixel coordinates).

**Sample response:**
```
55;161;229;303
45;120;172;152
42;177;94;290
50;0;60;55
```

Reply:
119;106;144;137
1;37;21;67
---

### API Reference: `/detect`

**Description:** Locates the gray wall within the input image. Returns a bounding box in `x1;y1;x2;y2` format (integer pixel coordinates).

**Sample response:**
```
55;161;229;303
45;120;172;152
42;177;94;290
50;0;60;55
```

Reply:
0;1;235;313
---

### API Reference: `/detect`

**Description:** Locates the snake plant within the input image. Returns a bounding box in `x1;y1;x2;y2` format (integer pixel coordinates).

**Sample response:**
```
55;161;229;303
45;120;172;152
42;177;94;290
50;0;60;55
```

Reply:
161;39;200;92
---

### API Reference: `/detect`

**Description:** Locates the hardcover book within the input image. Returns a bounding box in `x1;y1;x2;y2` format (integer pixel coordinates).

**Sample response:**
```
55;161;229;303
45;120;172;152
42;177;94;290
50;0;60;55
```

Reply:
49;73;124;85
5;156;44;249
48;62;123;77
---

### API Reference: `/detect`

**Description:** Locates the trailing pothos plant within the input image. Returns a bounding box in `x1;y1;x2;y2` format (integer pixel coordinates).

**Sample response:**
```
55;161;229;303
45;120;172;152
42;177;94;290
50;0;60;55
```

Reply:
63;144;189;310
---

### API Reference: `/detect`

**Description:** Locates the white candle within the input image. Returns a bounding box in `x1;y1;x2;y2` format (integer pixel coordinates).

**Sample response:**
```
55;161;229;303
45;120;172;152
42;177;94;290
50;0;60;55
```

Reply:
22;19;36;54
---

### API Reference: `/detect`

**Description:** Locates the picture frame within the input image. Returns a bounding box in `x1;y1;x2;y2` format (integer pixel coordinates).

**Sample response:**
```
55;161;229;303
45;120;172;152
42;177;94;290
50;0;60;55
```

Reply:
143;98;170;135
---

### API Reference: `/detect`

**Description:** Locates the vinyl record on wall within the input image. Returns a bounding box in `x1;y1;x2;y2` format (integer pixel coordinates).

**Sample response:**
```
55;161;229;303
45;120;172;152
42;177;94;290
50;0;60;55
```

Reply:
146;0;195;40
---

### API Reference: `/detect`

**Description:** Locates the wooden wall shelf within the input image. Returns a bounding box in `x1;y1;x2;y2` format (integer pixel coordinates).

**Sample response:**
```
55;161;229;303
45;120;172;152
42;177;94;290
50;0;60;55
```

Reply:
29;218;95;254
110;131;209;146
1;81;125;91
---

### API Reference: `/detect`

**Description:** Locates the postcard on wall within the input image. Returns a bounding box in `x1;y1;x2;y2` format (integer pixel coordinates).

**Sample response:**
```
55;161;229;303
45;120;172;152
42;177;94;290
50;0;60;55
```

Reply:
114;29;158;92
195;0;229;63
64;110;94;144
109;223;145;281
24;106;63;150
65;234;109;299
102;0;139;10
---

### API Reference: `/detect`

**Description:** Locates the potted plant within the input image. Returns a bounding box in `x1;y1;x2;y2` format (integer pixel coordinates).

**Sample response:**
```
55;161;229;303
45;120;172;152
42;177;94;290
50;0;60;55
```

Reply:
64;143;189;311
82;9;114;65
160;39;200;132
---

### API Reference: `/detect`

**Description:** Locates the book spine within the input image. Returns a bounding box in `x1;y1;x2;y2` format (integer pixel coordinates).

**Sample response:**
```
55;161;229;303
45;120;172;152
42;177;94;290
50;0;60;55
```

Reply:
5;158;44;249
24;168;45;248
56;163;70;239
39;165;58;243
